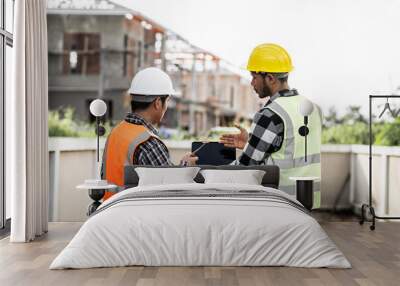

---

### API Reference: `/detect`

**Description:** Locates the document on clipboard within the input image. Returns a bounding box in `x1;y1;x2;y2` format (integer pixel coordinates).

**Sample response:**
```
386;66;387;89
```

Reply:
191;141;236;165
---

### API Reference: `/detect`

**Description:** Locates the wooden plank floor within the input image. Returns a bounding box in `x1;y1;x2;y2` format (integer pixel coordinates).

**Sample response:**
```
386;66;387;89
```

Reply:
0;217;399;286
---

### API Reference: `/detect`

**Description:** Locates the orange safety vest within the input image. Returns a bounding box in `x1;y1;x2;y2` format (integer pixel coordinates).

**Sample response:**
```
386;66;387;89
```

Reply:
101;121;160;200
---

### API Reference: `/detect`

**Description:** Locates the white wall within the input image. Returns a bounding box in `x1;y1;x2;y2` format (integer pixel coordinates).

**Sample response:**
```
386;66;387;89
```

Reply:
47;138;400;222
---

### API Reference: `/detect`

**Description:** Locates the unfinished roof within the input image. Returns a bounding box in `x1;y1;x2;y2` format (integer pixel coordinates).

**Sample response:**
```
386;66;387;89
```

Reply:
47;0;131;15
47;0;248;79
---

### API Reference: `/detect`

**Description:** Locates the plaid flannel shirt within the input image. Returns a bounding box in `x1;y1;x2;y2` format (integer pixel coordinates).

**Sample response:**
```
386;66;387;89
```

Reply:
234;89;298;165
125;113;173;166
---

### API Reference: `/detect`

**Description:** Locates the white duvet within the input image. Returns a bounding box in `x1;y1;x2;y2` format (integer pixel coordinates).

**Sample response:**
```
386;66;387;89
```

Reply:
50;183;351;269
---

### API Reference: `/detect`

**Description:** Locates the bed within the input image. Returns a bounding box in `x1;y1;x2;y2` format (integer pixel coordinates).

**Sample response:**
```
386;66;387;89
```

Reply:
50;165;350;269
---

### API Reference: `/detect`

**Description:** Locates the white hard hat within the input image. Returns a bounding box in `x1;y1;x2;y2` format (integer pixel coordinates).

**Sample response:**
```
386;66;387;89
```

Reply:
128;67;177;102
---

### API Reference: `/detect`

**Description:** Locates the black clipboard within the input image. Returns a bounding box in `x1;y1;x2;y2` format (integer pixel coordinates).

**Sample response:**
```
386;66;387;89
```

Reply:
191;141;236;165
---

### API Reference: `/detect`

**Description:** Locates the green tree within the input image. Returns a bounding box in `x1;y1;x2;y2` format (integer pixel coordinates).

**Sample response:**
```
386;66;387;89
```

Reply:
322;122;369;144
341;106;367;125
322;104;400;146
48;107;79;137
323;107;342;128
49;107;112;138
375;117;400;146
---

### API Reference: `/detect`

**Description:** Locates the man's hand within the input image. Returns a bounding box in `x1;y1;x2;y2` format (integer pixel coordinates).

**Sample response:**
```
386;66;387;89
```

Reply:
219;124;248;150
180;152;199;166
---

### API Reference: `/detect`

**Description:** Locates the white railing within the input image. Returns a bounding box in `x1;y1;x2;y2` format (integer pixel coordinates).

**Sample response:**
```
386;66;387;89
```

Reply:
48;138;400;222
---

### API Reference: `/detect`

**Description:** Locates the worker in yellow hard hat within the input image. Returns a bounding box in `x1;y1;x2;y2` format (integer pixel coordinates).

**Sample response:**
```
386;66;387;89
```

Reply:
220;43;323;208
246;43;293;98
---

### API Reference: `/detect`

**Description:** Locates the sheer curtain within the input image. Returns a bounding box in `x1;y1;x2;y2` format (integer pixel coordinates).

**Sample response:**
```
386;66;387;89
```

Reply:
9;0;49;242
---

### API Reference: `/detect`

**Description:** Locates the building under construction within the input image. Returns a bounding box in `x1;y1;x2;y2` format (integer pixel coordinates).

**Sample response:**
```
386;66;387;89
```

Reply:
47;0;262;135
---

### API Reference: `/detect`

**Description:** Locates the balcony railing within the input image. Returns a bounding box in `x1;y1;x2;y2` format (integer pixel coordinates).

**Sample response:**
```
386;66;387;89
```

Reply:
48;137;400;222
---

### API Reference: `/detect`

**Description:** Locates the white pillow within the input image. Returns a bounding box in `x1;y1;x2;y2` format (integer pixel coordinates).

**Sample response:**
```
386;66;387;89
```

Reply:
200;169;265;185
135;167;200;186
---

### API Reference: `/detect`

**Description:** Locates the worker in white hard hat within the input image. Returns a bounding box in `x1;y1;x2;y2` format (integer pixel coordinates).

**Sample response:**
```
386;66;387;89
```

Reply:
220;43;323;208
101;67;198;200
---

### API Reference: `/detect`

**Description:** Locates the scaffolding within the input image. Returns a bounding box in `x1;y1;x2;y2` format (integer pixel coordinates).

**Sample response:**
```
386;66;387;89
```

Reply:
47;0;258;135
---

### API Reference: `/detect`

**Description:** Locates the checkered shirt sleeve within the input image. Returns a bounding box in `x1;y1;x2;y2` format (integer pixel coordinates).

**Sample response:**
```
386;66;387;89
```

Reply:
236;108;284;165
135;138;174;166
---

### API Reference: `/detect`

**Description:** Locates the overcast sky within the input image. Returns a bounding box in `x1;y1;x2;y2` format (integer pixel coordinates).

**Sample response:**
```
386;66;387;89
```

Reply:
115;0;400;115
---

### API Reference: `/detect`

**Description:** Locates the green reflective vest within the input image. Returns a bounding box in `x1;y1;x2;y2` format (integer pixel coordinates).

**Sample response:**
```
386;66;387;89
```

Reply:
266;95;322;209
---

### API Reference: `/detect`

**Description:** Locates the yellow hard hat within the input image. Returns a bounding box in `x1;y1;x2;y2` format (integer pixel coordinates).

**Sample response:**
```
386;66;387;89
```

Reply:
247;43;294;73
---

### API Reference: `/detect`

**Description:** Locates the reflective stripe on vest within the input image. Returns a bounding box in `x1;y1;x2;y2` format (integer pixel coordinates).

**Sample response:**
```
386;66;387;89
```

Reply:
266;95;322;208
101;121;160;200
269;153;320;169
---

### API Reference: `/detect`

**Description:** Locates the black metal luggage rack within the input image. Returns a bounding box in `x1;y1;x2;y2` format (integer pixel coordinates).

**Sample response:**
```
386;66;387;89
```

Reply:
360;95;400;230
